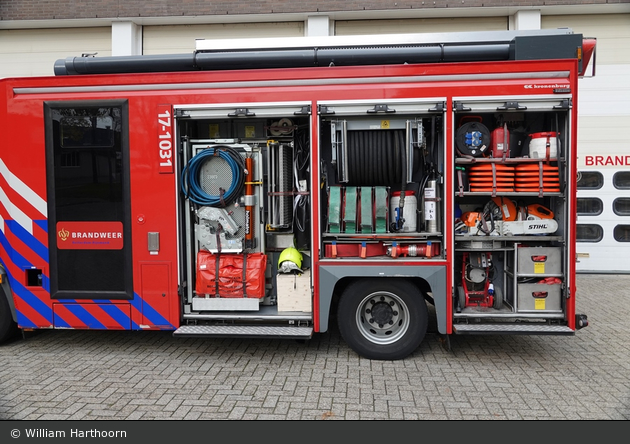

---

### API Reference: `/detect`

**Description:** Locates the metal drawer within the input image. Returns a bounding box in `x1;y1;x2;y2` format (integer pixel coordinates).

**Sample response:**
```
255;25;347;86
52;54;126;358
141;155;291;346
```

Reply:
517;247;561;275
517;283;562;313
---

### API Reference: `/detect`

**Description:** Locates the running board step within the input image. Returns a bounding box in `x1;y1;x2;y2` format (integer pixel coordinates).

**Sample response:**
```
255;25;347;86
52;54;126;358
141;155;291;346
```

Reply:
173;325;313;339
453;324;574;335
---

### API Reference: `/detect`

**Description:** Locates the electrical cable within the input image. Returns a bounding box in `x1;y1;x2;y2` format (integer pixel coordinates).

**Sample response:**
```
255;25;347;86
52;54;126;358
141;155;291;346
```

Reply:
181;145;245;207
293;126;310;235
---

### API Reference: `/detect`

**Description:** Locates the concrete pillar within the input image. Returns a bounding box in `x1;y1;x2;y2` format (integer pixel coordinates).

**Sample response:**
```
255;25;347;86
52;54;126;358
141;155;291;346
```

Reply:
112;21;142;56
306;15;332;37
511;10;542;30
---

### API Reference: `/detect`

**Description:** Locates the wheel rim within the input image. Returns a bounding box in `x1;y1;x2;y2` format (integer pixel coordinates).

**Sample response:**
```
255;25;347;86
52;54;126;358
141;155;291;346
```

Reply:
355;291;410;345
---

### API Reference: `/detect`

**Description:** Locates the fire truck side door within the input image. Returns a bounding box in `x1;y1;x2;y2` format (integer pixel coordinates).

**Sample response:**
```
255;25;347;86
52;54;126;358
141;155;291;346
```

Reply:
44;100;133;301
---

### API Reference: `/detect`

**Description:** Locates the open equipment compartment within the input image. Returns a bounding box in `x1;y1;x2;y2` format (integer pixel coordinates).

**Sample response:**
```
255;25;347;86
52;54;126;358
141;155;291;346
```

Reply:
175;103;314;319
453;96;571;325
317;99;446;261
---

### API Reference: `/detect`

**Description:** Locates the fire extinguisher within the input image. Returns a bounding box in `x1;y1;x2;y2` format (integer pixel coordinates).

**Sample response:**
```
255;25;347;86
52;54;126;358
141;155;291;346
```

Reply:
244;156;255;249
423;178;439;234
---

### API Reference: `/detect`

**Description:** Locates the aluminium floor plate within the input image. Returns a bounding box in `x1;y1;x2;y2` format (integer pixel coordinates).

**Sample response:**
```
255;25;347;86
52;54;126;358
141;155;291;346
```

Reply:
453;324;574;335
173;324;313;339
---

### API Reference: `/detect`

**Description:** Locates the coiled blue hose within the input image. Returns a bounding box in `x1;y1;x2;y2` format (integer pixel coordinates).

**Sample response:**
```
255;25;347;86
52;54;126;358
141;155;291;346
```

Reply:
182;146;245;207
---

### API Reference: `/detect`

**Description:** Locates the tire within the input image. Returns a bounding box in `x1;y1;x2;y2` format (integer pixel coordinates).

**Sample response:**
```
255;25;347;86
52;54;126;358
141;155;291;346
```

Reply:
0;292;18;344
457;285;466;311
337;279;428;360
493;286;503;310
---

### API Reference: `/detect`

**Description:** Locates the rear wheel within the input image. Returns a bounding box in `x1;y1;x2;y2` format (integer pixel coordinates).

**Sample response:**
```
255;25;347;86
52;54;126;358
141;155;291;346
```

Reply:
0;293;18;344
337;279;428;360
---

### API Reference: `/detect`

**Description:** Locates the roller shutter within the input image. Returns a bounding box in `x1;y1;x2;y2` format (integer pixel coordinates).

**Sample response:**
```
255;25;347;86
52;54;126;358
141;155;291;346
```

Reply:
0;27;111;78
143;22;305;55
334;17;507;35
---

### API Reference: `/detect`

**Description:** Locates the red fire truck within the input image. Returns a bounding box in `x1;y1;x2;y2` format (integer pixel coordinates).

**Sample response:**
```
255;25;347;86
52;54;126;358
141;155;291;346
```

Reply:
0;29;594;360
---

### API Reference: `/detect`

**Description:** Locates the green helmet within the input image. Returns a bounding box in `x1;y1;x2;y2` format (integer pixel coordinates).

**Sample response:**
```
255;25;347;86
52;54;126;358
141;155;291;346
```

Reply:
278;247;303;269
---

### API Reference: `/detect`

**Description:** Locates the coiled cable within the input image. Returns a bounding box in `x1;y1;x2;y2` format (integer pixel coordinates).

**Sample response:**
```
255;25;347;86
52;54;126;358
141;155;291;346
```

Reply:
181;146;245;207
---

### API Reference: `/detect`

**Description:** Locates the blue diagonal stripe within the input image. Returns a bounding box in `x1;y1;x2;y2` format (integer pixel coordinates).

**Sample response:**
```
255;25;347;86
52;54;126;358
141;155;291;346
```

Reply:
5;220;48;264
33;220;48;233
6;269;55;326
97;303;133;329
0;229;32;270
130;292;174;329
58;303;107;329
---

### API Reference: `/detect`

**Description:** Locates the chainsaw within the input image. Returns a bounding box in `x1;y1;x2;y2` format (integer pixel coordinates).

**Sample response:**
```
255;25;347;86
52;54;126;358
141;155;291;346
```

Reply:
458;199;558;236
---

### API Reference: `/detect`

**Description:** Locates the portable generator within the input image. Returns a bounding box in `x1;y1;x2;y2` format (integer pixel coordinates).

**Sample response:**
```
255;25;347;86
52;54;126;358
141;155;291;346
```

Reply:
457;252;503;311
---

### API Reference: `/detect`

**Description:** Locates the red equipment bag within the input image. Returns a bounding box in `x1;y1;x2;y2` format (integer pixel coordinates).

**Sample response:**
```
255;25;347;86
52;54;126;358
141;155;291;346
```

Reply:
195;250;267;298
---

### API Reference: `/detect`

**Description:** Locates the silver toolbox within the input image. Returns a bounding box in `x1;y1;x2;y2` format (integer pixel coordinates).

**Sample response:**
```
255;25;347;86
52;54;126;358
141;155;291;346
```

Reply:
517;283;562;312
517;246;562;275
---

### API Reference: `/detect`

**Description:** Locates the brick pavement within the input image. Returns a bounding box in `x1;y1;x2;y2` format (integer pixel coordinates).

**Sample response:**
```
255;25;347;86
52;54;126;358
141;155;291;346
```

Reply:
0;274;628;420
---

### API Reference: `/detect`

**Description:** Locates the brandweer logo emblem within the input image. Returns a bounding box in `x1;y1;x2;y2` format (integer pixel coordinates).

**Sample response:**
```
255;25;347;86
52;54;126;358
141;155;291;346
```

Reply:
58;228;70;242
56;221;124;250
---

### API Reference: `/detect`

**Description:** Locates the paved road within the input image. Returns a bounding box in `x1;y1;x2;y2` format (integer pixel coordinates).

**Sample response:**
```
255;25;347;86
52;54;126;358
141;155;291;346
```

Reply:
0;274;628;421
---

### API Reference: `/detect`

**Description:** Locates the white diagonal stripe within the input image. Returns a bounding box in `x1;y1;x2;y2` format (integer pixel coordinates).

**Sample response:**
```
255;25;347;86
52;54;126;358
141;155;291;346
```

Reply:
0;185;33;235
0;158;47;217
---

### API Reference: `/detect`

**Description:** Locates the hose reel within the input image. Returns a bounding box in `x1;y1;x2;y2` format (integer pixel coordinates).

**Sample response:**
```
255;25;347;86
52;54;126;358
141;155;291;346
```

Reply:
344;129;407;186
182;145;246;207
332;119;412;187
183;144;249;254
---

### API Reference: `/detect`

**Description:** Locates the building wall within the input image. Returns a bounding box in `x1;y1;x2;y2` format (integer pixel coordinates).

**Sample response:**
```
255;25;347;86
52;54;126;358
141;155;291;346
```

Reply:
2;3;629;78
0;1;621;20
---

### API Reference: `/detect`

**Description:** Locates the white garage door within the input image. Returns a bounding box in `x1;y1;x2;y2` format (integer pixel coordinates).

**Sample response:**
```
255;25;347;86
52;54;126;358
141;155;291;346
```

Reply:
143;22;305;54
334;17;508;35
543;14;630;273
0;27;111;78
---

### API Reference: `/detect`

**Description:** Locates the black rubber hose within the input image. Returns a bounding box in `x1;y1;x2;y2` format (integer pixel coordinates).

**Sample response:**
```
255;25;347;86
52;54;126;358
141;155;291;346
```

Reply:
361;131;368;184
363;131;370;184
344;129;405;186
377;131;384;185
383;131;391;184
392;131;399;185
374;131;382;184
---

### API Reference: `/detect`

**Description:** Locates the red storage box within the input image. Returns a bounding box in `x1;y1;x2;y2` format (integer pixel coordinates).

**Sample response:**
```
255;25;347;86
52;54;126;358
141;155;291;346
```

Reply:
195;250;267;298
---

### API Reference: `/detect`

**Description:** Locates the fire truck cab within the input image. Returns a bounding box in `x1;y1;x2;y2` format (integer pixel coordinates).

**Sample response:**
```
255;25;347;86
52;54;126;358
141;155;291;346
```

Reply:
0;29;593;360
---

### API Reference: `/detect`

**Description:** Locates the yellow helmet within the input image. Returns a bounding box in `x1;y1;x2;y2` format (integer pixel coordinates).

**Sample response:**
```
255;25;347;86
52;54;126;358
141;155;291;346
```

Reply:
278;247;303;269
